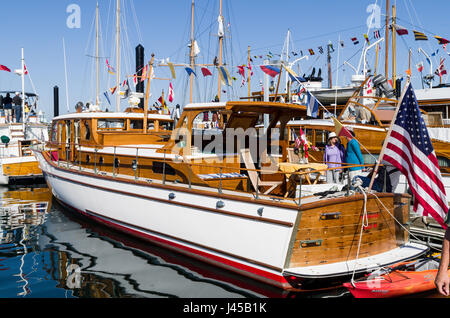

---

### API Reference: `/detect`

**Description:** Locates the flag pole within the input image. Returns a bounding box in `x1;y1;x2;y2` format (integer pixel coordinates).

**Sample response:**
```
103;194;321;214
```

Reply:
248;46;251;99
144;54;155;134
367;77;411;192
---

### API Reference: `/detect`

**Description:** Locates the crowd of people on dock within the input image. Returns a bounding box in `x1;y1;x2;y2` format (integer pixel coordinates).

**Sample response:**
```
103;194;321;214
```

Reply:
0;92;34;123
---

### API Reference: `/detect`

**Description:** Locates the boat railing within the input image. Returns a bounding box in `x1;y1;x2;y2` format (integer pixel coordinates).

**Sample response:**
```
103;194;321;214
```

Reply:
34;142;388;206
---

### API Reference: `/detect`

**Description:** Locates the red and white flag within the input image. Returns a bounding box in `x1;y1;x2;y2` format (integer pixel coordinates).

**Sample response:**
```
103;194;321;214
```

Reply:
24;64;28;75
0;65;11;72
382;83;448;228
168;82;174;103
417;62;424;73
435;58;447;77
366;77;373;94
141;65;148;82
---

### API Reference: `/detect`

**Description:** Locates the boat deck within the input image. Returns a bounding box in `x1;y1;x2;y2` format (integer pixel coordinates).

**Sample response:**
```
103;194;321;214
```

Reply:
55;159;348;208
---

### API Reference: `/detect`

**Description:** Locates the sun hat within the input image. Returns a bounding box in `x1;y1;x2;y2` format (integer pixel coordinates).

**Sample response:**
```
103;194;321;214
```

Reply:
328;132;337;140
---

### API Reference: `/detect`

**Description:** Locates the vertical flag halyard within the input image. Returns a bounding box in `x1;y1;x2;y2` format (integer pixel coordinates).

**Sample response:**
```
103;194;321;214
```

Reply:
382;83;448;228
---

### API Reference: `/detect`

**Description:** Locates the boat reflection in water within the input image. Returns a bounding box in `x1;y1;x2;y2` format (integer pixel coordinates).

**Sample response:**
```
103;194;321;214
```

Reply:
0;185;347;298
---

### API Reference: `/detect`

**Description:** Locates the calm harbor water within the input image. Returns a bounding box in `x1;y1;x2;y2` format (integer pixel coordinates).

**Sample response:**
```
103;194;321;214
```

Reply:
0;185;444;299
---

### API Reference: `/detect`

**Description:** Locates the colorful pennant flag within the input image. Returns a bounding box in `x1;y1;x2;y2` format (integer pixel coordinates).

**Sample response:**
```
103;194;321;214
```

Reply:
168;82;174;103
318;46;324;54
141;64;148;82
306;91;319;118
110;86;117;95
374;30;381;39
413;30;428;41
435;58;447;77
201;67;212;77
308;48;315;55
351;37;359;45
218;66;232;86
364;34;370;44
395;25;409;35
103;91;111;105
106;59;115;75
434;35;450;45
0;65;11;72
332;117;353;139
167;62;176;79
185;66;196;77
237;65;246;78
259;65;280;78
417;61;424;73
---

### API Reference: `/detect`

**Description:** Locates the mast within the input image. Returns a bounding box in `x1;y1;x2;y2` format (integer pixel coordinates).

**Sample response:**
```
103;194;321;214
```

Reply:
116;0;120;112
96;0;99;105
385;0;390;80
21;48;25;131
189;0;194;103
283;29;290;95
327;42;332;88
247;46;251;98
217;0;223;101
392;4;396;90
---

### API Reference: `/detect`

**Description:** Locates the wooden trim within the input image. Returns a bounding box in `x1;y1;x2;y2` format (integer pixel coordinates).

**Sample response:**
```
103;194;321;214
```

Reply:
283;210;303;268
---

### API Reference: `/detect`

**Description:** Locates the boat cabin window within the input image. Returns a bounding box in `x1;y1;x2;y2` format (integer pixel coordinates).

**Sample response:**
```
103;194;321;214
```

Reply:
74;120;80;145
83;120;91;140
147;120;155;130
97;119;125;130
315;129;328;149
130;119;143;130
51;122;57;142
159;121;173;131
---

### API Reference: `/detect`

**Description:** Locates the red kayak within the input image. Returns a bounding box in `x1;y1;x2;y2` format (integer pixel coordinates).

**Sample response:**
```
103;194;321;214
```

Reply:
343;257;447;298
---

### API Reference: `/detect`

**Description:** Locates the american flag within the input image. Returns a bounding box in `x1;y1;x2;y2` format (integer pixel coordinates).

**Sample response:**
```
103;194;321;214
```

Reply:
292;129;308;158
383;84;448;228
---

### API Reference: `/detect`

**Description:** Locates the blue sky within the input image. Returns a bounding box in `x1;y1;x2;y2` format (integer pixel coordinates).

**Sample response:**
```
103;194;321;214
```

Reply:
0;0;449;119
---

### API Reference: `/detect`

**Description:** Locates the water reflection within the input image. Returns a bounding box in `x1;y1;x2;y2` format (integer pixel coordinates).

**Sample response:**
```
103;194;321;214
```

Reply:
1;185;441;298
0;185;323;298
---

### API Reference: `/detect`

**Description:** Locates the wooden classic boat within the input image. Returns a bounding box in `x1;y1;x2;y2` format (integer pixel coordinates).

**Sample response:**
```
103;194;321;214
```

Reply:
32;101;428;291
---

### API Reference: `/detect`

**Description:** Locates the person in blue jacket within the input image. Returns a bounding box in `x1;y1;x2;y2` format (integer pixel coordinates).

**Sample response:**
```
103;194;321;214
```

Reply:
345;129;364;182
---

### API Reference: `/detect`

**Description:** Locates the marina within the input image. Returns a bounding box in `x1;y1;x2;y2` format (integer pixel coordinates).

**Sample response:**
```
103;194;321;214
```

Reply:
0;0;449;302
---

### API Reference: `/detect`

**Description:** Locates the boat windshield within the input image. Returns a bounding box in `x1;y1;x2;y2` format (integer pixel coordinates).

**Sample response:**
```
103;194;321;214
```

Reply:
97;119;125;130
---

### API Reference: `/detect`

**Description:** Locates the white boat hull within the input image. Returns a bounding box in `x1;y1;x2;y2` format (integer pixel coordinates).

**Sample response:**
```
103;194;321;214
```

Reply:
35;150;429;290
